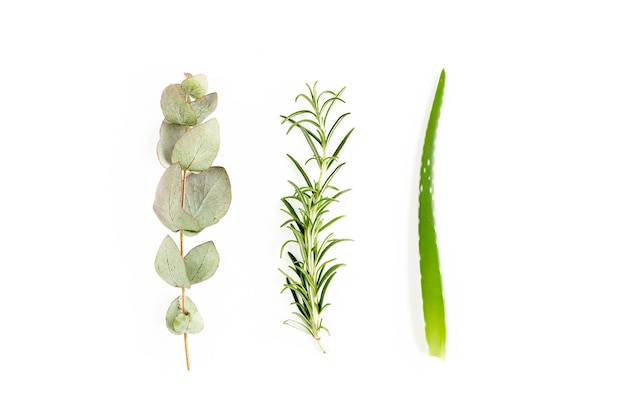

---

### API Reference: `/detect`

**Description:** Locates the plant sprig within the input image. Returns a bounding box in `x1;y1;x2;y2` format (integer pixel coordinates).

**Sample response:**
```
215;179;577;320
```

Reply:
279;82;354;353
153;73;231;370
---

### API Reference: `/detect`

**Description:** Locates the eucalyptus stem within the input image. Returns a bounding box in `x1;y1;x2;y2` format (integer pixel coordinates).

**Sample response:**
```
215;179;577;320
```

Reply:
181;285;190;370
184;331;190;371
180;167;190;370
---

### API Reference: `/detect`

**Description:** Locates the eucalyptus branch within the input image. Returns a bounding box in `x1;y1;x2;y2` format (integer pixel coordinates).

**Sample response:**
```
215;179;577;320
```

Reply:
153;73;231;370
279;82;354;353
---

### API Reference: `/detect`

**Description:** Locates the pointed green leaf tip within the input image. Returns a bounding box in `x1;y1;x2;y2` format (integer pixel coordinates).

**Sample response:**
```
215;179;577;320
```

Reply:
418;68;447;359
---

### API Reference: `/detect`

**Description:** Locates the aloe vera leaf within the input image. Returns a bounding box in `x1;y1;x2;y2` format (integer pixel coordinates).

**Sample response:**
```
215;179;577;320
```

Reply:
419;68;447;358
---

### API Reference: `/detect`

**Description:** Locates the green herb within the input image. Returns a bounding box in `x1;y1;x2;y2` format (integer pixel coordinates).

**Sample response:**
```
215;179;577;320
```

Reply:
153;73;231;370
419;69;447;358
279;82;354;353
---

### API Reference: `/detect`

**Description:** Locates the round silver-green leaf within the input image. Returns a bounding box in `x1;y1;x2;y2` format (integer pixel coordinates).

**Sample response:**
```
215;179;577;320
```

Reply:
171;119;220;172
184;167;232;229
157;121;186;168
191;92;218;123
181;74;208;99
153;163;201;233
185;240;220;285
165;296;204;335
161;84;197;126
154;235;190;288
187;310;204;334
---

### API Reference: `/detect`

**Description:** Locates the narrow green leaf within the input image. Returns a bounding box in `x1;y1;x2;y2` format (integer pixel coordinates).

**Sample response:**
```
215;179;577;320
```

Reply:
153;163;201;233
285;277;309;319
320;162;346;193
419;68;447;359
155;235;190;288
284;319;314;335
327;112;350;141
184;167;232;229
317;262;344;286
301;129;323;163
181;74;208;99
318;215;345;233
331;127;354;161
281;197;303;224
171;118;220;172
160;84;197;126
185;240;220;285
286;154;313;188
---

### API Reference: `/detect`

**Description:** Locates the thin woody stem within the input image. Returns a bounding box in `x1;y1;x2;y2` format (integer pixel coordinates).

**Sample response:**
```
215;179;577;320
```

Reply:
315;335;327;354
180;169;188;313
184;333;190;371
181;166;190;371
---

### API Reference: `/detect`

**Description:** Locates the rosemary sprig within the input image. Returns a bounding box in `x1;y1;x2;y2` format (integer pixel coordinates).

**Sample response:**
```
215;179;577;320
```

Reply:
279;82;354;353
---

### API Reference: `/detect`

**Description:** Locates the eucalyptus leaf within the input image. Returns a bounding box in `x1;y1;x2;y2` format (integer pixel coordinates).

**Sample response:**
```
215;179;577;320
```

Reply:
184;167;232;229
185;240;220;285
171;118;220;172
155;235;190;288
157;121;186;167
153;163;201;233
161;84;197;126
181;74;208;99
165;296;204;335
169;310;190;334
187;311;204;334
191;93;218;123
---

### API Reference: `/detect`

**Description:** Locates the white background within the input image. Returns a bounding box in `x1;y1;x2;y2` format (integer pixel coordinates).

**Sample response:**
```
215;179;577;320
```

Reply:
2;1;625;415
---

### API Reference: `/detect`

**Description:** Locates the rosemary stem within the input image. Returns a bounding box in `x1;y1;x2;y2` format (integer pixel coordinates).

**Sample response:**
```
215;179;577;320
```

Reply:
281;83;351;354
315;335;328;354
